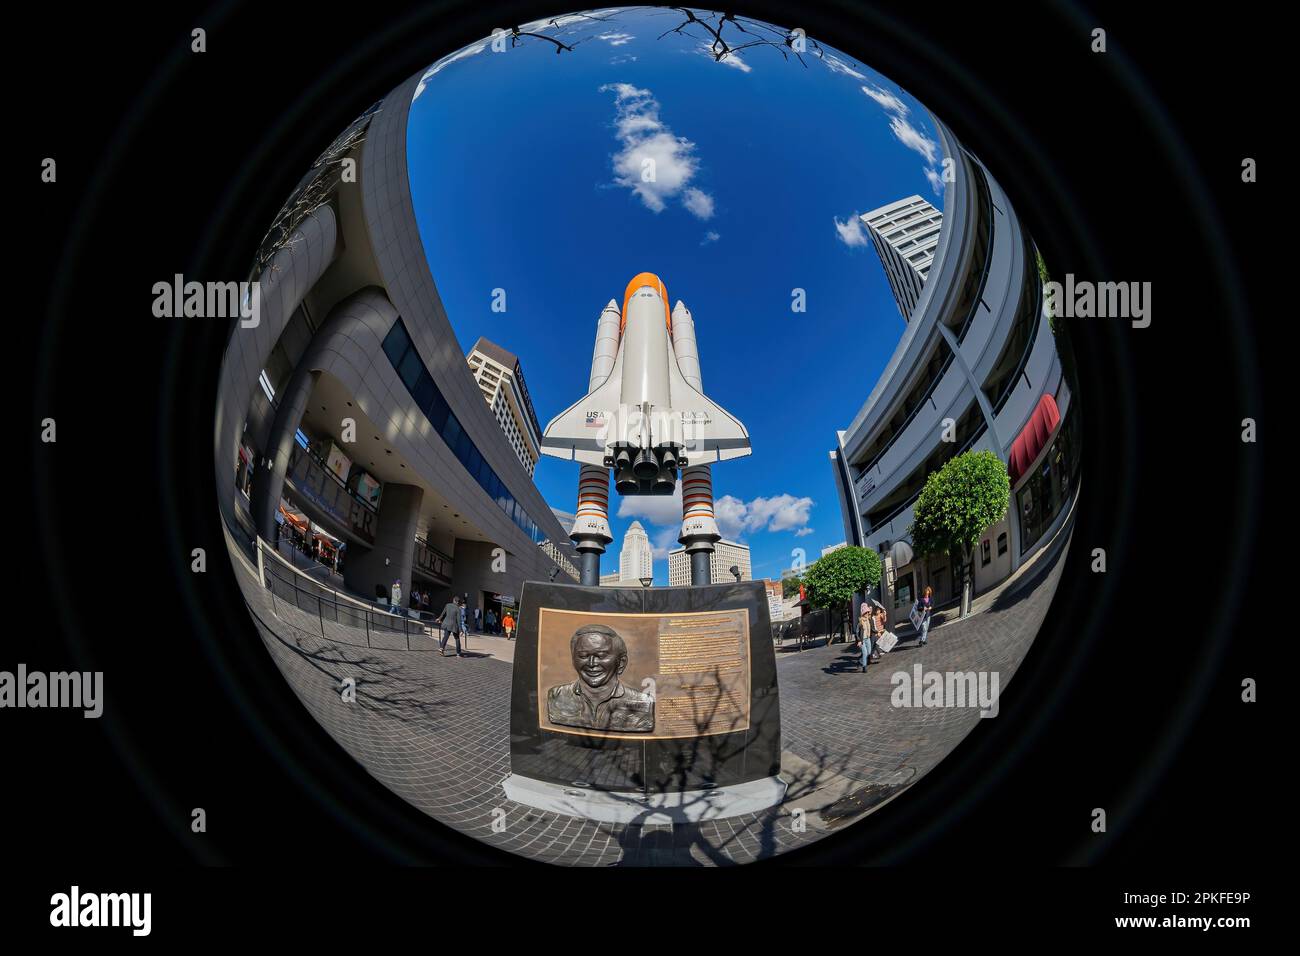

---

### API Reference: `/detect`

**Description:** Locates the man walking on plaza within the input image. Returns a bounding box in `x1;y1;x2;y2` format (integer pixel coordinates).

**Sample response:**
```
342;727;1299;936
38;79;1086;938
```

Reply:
438;596;463;657
389;578;402;615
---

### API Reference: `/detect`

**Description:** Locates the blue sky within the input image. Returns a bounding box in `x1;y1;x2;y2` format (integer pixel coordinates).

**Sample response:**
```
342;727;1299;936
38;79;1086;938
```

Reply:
406;7;944;583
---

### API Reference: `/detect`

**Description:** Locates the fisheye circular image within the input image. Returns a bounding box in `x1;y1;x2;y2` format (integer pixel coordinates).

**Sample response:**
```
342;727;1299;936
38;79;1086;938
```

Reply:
215;6;1080;865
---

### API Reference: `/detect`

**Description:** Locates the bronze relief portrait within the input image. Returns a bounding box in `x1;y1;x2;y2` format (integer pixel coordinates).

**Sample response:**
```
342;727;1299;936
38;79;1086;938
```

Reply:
545;623;655;733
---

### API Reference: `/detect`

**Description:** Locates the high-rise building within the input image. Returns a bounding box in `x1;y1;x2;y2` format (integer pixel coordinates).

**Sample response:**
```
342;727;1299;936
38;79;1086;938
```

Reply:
466;337;543;476
821;542;848;557
667;538;751;586
599;571;621;587
619;520;653;583
861;195;943;321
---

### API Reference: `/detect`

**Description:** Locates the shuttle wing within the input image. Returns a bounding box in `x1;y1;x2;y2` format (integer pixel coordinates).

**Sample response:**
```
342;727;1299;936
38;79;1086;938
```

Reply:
665;351;752;465
540;349;625;465
541;346;751;467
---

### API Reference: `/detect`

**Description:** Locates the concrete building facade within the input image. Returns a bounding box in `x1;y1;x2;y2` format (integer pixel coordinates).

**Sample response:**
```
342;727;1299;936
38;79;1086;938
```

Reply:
668;538;751;586
830;118;1079;625
215;81;578;625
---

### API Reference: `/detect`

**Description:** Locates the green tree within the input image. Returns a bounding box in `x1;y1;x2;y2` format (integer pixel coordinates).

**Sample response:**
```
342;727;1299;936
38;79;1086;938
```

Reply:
780;573;803;600
908;449;1010;618
802;546;882;641
1036;247;1054;333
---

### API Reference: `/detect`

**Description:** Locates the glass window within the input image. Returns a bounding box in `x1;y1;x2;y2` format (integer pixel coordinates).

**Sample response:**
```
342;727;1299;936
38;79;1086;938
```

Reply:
997;532;1008;556
467;446;482;482
398;348;422;389
981;540;991;566
455;428;472;464
411;371;435;413
893;572;914;609
382;322;410;367
441;414;461;449
425;389;450;432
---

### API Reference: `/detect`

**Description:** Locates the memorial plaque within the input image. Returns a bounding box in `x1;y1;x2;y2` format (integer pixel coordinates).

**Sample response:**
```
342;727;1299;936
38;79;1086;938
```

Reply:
510;580;781;796
537;608;751;739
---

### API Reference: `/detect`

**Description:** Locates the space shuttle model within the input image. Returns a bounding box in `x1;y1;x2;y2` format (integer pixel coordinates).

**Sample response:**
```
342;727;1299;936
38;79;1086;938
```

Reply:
542;273;752;585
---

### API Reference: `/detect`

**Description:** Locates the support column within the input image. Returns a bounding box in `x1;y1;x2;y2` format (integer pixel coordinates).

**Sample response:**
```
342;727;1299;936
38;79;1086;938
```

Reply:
343;483;425;604
572;464;613;586
679;464;720;586
251;365;320;542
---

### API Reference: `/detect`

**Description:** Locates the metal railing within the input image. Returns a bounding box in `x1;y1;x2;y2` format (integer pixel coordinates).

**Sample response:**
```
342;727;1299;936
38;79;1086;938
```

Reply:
771;607;840;652
256;537;453;651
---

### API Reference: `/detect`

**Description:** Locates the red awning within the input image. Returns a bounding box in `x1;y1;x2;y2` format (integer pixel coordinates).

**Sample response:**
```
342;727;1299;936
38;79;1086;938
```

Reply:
1008;393;1061;485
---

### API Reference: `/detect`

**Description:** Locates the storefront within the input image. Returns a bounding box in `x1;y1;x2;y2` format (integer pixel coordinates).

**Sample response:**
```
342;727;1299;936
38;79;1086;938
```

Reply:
1010;395;1079;556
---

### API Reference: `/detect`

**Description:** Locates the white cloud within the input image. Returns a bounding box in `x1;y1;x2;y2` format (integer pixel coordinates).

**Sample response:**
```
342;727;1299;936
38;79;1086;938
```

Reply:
598;32;634;46
833;213;870;247
649;527;679;560
519;12;618;34
861;84;908;115
857;82;943;195
683;187;715;219
702;43;752;72
823;54;867;80
714;493;815;539
600;83;716;219
925;167;944;195
701;230;720;245
617;483;683;526
795;527;815;537
889;115;939;165
413;42;488;97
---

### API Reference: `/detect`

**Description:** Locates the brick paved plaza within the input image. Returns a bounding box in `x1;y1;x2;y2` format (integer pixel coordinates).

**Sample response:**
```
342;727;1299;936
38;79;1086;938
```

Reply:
230;527;1070;865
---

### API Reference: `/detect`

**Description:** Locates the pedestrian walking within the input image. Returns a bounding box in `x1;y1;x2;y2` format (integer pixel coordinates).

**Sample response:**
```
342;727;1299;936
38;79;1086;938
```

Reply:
437;596;463;657
502;611;515;641
389;578;402;615
860;602;879;672
910;586;934;646
872;603;899;656
474;607;482;632
855;602;871;652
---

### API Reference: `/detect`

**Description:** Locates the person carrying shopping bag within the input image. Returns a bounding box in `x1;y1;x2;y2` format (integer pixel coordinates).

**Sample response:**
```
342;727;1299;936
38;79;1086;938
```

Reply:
870;603;898;658
860;601;882;672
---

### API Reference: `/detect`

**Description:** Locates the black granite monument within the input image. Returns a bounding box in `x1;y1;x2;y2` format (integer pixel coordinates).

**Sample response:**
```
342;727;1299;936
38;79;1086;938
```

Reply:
507;580;781;806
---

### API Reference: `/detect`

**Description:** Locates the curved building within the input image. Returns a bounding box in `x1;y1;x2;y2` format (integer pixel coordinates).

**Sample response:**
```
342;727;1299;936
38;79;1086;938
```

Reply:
215;88;578;618
830;117;1080;619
